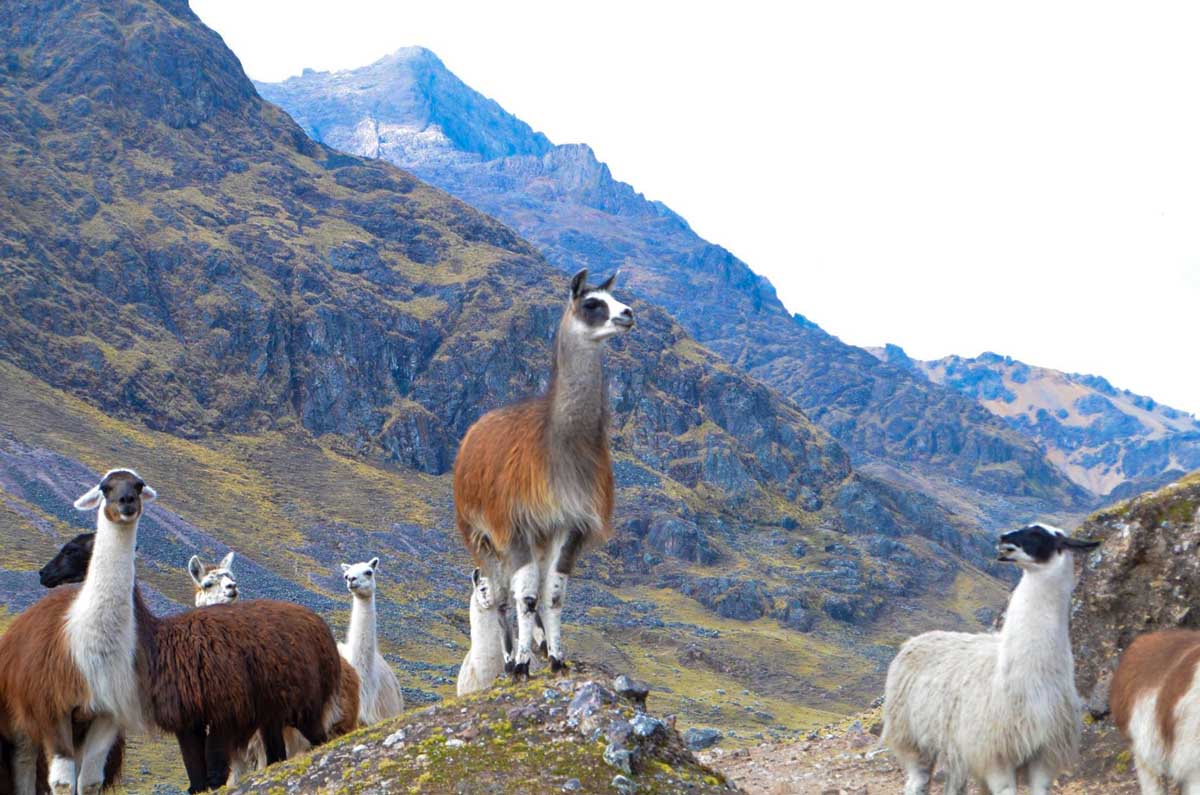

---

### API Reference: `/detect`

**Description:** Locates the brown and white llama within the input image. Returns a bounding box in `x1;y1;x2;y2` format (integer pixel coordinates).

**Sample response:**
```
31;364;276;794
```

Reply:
177;552;359;785
32;524;345;794
187;552;237;606
338;558;404;725
453;269;633;678
0;469;153;795
1110;630;1200;794
456;568;506;696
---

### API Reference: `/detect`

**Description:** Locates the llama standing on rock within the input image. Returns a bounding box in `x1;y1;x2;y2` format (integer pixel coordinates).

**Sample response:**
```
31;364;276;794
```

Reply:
187;552;237;606
0;470;152;795
882;523;1099;795
454;269;633;678
338;558;404;725
456;569;507;697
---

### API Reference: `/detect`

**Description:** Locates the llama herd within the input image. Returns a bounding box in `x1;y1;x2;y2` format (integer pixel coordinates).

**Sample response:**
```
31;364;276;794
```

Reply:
0;269;1189;795
0;270;633;795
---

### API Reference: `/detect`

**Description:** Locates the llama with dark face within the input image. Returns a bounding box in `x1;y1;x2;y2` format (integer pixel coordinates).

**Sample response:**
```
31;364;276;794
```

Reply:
882;523;1100;795
454;269;633;678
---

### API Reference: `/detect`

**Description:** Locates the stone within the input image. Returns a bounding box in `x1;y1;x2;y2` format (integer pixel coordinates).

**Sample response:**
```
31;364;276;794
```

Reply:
612;774;637;794
613;674;651;705
631;713;666;739
604;742;633;774
683;727;723;750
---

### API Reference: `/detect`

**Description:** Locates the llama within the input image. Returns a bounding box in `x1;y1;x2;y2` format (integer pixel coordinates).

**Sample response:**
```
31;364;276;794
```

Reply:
454;268;632;678
456;569;507;697
174;551;359;785
0;469;153;795
882;523;1100;795
33;533;344;794
338;558;404;725
187;552;237;606
1110;629;1200;794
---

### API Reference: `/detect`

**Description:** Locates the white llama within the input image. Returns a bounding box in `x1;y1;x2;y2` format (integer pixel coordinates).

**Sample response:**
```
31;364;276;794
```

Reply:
456;568;506;697
338;558;404;725
187;551;237;606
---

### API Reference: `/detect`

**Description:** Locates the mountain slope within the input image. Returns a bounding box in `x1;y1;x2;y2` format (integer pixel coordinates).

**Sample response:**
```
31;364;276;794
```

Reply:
874;346;1200;498
0;3;1012;785
256;49;1091;528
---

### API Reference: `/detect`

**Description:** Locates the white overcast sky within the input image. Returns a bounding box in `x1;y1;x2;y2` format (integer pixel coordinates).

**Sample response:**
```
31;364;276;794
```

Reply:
193;1;1200;415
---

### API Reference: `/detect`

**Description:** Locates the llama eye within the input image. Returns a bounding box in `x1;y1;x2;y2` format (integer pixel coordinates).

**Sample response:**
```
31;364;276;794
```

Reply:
583;299;601;310
364;571;372;577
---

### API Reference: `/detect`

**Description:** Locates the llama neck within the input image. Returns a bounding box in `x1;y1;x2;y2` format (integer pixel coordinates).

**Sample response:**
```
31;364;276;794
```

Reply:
548;316;608;442
346;592;378;675
997;554;1075;680
469;594;503;658
74;513;138;628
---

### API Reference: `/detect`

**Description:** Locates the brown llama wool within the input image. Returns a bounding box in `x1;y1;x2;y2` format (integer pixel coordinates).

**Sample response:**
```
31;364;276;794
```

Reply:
454;269;633;680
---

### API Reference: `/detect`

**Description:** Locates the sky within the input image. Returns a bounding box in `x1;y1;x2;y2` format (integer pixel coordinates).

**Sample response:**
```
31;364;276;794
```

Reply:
193;1;1200;415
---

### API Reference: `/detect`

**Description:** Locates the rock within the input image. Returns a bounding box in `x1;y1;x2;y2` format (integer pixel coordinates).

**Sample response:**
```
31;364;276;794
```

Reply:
605;719;634;747
563;780;582;792
631;713;666;739
604;742;633;774
569;682;618;722
613;675;651;706
612;774;637;794
684;727;723;750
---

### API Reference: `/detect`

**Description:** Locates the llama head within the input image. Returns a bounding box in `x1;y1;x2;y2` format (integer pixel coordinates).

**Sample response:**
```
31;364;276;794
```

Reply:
39;532;96;588
188;551;238;606
998;523;1100;571
74;468;156;526
470;567;496;610
567;269;634;343
341;557;380;598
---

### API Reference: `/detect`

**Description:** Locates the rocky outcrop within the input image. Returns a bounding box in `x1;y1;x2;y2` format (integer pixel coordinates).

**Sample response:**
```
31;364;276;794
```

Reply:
224;667;737;795
1070;470;1200;707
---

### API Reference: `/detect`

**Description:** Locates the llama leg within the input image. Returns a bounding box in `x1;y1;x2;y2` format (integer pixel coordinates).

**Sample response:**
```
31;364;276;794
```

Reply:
76;715;119;795
12;734;38;795
1026;756;1056;795
897;753;931;795
45;717;75;795
176;727;211;794
982;768;1017;795
1134;757;1167;795
541;528;584;674
261;725;288;766
497;605;515;673
1183;775;1200;795
296;716;328;750
509;540;540;679
203;734;230;791
533;612;548;659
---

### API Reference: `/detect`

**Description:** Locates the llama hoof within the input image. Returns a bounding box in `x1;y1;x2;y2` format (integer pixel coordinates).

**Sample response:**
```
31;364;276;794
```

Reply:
536;640;549;659
511;661;530;680
51;785;73;795
505;659;516;675
81;783;103;795
550;655;569;675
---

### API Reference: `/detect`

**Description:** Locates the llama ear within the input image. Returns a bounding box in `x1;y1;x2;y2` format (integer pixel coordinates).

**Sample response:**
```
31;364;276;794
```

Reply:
368;557;380;571
597;271;617;292
74;485;104;511
570;269;588;299
1063;537;1101;551
471;567;480;586
219;551;235;571
187;556;205;586
340;563;351;574
140;483;157;503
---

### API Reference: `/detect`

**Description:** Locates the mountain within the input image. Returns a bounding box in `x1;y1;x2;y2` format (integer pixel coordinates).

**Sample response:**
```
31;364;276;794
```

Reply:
0;2;1015;787
873;346;1200;498
256;49;1092;530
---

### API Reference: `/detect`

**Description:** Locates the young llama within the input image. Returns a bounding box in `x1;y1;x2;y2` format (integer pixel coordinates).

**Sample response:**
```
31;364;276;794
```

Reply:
456;569;506;696
187;552;237;606
339;558;404;725
453;269;633;678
